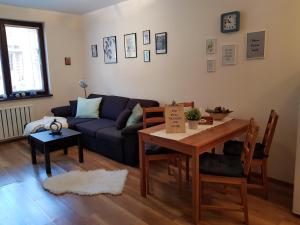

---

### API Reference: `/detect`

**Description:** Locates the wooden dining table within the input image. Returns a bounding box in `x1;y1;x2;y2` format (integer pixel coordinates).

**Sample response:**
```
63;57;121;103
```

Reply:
138;118;249;225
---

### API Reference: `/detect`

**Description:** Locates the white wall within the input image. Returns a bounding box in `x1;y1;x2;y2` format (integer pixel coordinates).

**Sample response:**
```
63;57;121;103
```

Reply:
0;4;85;119
81;0;300;183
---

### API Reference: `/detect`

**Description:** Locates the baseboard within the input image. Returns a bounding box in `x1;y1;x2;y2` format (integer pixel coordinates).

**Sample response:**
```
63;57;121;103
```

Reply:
250;172;293;188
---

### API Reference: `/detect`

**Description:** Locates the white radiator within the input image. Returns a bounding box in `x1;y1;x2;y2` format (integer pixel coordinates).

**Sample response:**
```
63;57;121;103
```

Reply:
0;105;33;141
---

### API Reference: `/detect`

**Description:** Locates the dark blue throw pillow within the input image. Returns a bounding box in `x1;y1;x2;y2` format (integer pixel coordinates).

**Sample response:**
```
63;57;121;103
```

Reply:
116;109;132;130
69;100;77;117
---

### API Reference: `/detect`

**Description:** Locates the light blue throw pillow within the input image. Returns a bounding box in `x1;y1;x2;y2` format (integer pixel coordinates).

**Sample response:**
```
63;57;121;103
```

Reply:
75;97;102;118
126;103;143;127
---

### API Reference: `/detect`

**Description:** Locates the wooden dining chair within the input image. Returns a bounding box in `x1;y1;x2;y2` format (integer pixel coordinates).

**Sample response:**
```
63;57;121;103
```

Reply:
223;110;279;198
199;118;259;225
143;107;183;192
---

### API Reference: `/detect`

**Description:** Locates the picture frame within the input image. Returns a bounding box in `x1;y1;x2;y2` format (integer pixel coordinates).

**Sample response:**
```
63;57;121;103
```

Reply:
247;31;266;59
103;36;117;64
124;33;137;58
222;44;236;65
206;39;217;55
207;59;216;72
143;30;150;45
155;32;167;54
144;50;150;62
91;44;98;57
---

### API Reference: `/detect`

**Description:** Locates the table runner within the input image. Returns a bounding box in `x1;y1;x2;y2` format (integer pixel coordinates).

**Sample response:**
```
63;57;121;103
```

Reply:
151;117;233;141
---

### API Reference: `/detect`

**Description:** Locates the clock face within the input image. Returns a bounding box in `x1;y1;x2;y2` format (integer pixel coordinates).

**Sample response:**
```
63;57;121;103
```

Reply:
223;14;237;30
221;11;240;33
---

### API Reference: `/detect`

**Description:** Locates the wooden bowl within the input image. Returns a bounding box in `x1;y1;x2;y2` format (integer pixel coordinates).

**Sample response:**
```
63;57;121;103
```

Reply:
208;112;231;120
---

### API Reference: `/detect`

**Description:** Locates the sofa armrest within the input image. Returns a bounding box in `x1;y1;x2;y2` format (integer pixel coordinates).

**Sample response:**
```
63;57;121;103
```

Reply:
51;106;71;117
121;122;143;136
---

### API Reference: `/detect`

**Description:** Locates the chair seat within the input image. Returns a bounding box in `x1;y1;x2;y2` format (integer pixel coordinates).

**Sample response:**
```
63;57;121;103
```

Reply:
145;143;176;155
223;141;266;159
200;153;244;177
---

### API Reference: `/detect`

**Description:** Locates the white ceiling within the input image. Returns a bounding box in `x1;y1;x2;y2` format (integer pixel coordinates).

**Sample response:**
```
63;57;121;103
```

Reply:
0;0;126;14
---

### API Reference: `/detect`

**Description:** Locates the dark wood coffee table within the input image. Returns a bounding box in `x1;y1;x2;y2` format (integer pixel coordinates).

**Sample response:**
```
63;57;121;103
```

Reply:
29;128;83;174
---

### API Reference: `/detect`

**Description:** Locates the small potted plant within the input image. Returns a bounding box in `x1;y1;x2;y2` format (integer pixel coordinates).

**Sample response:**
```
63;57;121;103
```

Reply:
185;108;201;129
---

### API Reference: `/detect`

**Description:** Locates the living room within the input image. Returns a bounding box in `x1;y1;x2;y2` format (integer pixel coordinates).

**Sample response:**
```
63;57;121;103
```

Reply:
0;0;299;224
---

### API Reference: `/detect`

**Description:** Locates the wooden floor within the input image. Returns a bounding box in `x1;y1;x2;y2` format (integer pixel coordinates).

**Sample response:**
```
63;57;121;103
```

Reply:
0;140;299;225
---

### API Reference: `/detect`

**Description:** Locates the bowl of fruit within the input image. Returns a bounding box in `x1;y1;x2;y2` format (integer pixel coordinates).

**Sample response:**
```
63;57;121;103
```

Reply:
205;107;233;120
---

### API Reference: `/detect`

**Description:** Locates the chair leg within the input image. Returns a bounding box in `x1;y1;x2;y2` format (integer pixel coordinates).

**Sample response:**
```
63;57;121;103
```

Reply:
185;156;190;183
177;156;182;191
241;182;249;225
167;158;172;175
262;160;268;199
145;158;150;194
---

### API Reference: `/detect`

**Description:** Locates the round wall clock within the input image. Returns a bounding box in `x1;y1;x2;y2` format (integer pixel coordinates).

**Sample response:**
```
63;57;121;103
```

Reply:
221;11;240;33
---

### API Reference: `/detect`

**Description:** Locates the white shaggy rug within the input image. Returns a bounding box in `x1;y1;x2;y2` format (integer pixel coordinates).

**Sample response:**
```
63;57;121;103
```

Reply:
43;169;128;195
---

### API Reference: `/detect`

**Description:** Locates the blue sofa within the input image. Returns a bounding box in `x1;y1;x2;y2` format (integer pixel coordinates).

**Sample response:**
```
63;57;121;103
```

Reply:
51;94;159;166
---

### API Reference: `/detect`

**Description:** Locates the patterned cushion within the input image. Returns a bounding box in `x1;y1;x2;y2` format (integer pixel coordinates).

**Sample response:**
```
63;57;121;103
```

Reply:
200;153;244;177
223;140;266;159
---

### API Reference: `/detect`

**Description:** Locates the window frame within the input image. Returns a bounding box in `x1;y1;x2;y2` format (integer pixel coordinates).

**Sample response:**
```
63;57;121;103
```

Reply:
0;19;50;100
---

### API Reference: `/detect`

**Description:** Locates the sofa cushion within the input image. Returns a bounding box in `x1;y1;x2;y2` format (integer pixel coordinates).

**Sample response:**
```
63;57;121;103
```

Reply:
101;96;129;120
116;109;132;130
75;97;102;118
96;127;123;145
66;117;95;129
126;103;143;127
76;119;116;137
69;100;77;117
126;98;159;110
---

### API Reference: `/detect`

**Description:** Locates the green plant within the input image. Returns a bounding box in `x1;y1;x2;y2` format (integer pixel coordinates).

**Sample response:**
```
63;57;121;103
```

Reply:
185;108;201;121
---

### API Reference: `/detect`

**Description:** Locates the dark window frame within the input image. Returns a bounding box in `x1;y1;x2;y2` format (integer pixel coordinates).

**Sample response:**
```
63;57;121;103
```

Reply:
0;19;50;100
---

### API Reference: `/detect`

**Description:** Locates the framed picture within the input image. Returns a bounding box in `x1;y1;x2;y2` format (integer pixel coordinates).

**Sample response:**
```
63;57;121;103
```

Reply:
207;60;216;72
155;32;167;54
143;30;150;45
247;31;265;59
103;36;117;64
222;44;236;65
206;39;217;55
144;50;150;62
91;45;98;57
124;33;137;58
65;57;71;65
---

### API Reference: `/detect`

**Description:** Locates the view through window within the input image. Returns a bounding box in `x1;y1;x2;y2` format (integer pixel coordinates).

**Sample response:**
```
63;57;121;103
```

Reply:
0;55;4;95
6;26;44;92
0;19;49;99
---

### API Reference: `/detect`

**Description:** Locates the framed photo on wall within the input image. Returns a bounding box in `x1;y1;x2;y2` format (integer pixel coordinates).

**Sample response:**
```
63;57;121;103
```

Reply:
144;50;150;62
124;33;137;58
222;44;236;65
207;59;216;72
155;32;167;54
103;36;117;64
206;39;217;55
247;31;265;59
91;44;98;57
143;30;150;45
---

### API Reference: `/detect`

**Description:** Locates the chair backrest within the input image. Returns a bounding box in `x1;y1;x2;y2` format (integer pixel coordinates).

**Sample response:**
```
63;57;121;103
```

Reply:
262;110;279;156
143;107;165;129
243;118;260;176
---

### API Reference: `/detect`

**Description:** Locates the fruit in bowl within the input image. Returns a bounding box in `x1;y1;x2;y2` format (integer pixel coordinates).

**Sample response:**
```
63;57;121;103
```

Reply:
205;106;233;120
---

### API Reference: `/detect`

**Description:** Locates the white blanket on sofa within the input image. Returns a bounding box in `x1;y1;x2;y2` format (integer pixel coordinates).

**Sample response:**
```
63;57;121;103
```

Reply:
23;116;68;136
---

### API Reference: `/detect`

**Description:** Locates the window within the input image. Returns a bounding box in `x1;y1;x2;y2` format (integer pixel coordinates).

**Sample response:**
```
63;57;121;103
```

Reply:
0;19;49;100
